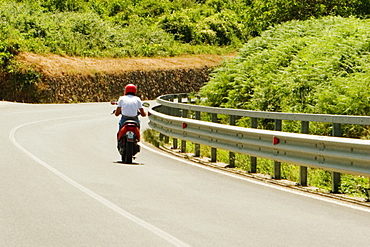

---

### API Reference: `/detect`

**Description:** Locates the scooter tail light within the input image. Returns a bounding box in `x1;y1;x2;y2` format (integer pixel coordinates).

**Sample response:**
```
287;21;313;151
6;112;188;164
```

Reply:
126;124;136;131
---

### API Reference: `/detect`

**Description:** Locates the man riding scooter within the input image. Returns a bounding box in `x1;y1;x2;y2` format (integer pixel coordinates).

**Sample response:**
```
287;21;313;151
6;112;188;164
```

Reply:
114;84;146;163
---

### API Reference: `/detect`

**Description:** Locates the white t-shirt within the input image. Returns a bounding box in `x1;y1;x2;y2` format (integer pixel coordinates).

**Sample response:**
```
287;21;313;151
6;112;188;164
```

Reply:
117;95;143;117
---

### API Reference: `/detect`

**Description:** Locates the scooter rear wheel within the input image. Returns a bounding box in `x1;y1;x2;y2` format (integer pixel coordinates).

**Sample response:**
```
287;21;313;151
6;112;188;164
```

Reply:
123;142;134;164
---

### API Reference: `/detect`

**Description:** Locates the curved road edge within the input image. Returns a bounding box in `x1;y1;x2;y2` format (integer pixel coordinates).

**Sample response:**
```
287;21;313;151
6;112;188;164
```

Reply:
140;140;370;213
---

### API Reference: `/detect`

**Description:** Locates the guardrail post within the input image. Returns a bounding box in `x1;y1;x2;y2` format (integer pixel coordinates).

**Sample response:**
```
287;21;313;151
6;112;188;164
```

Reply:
160;105;170;143
168;94;175;144
250;118;258;173
158;105;166;142
331;123;342;193
171;94;179;149
299;121;309;186
227;115;236;168
211;113;218;162
162;104;170;143
180;95;188;153
366;180;370;202
164;135;169;144
194;111;201;157
273;119;282;179
163;104;170;143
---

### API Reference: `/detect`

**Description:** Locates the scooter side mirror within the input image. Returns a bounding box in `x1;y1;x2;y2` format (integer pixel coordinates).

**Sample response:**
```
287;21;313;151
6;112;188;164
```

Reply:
111;101;118;105
142;102;150;107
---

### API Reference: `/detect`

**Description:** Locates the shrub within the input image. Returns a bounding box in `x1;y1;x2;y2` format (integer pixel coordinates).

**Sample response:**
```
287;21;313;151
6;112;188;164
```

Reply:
159;10;198;44
40;0;87;12
2;0;370;58
246;0;370;36
200;16;370;137
0;41;19;67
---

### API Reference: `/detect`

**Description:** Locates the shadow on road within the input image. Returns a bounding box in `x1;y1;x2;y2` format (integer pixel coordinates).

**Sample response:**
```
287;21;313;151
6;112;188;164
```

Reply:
113;161;144;166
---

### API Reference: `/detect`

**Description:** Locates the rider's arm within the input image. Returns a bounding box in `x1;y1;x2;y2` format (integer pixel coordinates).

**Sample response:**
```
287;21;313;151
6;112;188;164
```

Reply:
139;108;146;117
115;107;121;117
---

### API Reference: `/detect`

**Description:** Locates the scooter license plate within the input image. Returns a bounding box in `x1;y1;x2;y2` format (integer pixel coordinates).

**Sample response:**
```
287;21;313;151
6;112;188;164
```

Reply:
126;131;135;141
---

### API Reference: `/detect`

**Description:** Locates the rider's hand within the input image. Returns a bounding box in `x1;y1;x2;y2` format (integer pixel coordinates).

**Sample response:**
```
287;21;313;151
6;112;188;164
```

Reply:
139;108;146;117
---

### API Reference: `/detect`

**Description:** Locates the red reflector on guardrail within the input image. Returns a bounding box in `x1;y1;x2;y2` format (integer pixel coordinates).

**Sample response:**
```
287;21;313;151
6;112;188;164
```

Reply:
182;123;187;129
273;136;279;145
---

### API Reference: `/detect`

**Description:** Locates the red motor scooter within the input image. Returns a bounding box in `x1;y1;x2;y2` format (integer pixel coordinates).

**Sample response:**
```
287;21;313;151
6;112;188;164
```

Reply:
117;119;141;164
111;101;148;164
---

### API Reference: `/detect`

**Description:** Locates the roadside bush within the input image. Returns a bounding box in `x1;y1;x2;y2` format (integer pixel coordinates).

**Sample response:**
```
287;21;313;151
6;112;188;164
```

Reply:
200;16;370;137
246;0;370;36
203;10;246;46
1;0;370;58
41;0;87;12
159;10;200;44
0;41;19;67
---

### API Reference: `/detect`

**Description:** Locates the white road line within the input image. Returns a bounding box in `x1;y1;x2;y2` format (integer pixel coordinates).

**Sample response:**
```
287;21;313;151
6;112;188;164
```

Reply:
9;116;190;247
141;142;370;214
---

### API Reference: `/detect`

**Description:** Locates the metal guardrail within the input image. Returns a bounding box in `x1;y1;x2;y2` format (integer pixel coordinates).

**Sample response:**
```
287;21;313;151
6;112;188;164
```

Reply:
148;94;370;194
149;108;370;175
157;94;370;125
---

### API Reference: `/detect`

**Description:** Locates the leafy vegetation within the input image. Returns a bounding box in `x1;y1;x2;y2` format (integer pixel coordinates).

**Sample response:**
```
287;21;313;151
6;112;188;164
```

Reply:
0;41;19;67
200;16;370;138
0;0;369;58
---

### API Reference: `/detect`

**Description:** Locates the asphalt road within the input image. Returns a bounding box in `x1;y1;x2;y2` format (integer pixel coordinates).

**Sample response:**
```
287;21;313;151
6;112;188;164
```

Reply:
1;101;370;247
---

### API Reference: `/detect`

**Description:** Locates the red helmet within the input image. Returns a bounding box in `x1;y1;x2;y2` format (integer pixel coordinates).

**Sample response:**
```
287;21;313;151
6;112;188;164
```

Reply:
125;84;137;95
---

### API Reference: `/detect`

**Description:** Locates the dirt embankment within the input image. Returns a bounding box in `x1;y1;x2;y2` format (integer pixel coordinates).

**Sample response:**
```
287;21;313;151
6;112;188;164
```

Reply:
18;52;228;76
2;52;231;103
